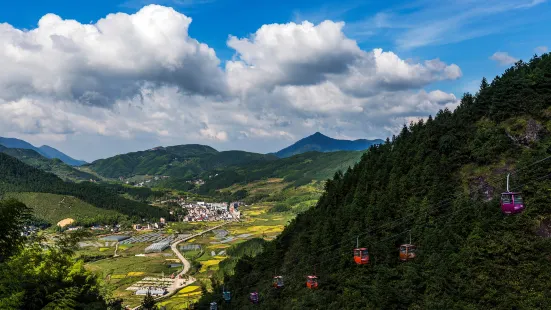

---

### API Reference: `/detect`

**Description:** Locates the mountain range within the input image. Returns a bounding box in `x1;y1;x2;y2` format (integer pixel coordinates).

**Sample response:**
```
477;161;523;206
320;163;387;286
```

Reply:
274;132;384;158
0;137;86;166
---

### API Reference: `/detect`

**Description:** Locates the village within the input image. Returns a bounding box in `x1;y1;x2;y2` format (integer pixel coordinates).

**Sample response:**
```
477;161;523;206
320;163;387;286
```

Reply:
179;201;242;222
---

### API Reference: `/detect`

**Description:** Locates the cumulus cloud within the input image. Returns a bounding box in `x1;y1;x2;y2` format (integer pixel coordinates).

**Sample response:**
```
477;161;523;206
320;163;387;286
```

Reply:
0;5;463;160
0;5;226;107
226;21;461;97
226;20;362;94
490;52;518;66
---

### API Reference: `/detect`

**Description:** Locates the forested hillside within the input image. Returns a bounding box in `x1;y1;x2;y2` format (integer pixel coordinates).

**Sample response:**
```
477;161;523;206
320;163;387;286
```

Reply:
87;144;277;178
199;55;551;309
198;151;364;194
0;153;168;222
0;146;97;182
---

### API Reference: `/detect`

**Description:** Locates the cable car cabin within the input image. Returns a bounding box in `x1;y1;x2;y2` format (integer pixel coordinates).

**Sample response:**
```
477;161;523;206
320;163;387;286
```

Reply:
500;192;525;214
399;244;416;261
222;291;231;302
306;276;319;289
272;276;284;288
354;248;369;265
249;292;259;304
210;302;218;310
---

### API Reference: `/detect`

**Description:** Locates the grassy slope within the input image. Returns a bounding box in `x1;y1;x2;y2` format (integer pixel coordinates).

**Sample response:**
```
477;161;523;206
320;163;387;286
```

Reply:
3;192;124;225
0;153;168;220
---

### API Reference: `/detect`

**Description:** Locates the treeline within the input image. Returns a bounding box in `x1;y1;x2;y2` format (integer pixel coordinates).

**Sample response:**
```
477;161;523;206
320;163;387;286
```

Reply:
0;154;168;221
198;55;551;308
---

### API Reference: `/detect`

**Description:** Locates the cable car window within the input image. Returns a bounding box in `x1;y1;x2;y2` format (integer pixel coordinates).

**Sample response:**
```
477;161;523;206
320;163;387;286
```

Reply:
513;194;523;204
361;249;369;256
501;194;512;203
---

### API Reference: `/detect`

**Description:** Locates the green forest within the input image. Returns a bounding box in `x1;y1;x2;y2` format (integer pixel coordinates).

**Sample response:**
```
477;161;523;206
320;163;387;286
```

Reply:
87;144;277;178
0;153;168;223
0;146;98;182
0;199;120;309
198;55;551;309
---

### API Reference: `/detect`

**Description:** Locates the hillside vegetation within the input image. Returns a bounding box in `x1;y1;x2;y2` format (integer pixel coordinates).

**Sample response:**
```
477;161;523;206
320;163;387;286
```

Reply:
87;145;277;178
199;55;551;309
0;153;168;222
198;151;364;194
0;146;97;182
3;192;124;226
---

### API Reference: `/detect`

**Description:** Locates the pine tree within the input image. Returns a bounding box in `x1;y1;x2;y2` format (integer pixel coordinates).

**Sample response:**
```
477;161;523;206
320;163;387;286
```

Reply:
141;291;157;310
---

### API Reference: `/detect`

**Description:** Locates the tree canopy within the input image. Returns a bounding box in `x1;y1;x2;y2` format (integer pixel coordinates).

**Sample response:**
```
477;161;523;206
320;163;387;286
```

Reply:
198;54;551;309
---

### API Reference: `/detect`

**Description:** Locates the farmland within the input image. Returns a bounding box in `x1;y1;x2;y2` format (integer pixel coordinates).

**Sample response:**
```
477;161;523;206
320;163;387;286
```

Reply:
79;179;323;308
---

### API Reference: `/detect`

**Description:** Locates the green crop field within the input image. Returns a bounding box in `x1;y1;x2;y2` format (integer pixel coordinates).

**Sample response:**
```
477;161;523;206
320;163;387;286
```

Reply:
86;247;179;308
4;192;124;225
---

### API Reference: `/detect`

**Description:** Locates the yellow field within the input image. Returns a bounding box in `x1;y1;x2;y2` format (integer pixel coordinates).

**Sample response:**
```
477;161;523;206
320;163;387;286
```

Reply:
200;259;223;272
111;274;126;279
180;286;201;294
127;272;145;277
208;244;230;249
158;285;202;309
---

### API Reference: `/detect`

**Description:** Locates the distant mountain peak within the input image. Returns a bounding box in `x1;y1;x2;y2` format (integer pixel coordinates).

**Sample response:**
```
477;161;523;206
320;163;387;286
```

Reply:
0;136;86;166
274;132;384;158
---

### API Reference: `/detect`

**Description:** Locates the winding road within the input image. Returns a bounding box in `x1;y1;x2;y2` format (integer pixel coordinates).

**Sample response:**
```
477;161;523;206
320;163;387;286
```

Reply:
131;222;228;309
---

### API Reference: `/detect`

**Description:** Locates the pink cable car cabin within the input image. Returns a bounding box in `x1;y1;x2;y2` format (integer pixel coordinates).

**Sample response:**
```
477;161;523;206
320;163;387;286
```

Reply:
306;276;318;289
500;174;525;214
500;192;524;214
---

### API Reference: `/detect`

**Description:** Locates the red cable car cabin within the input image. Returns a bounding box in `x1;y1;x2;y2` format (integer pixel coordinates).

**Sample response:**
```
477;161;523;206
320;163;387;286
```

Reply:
399;244;416;261
354;248;369;265
272;276;284;288
249;292;259;304
500;192;525;214
306;276;319;289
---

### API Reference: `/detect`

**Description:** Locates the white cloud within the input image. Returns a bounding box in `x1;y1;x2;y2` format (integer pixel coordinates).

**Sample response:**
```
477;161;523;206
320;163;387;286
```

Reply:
535;46;548;53
226;20;362;94
0;5;226;107
490;51;518;66
0;5;463;160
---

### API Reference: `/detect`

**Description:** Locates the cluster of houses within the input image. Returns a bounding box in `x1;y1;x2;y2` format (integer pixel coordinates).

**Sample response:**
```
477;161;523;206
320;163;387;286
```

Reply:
184;179;205;185
21;225;40;237
132;218;167;231
180;201;242;222
90;224;121;232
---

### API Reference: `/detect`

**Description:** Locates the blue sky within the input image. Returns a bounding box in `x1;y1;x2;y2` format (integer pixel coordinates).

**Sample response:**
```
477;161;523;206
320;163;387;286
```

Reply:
0;0;549;161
